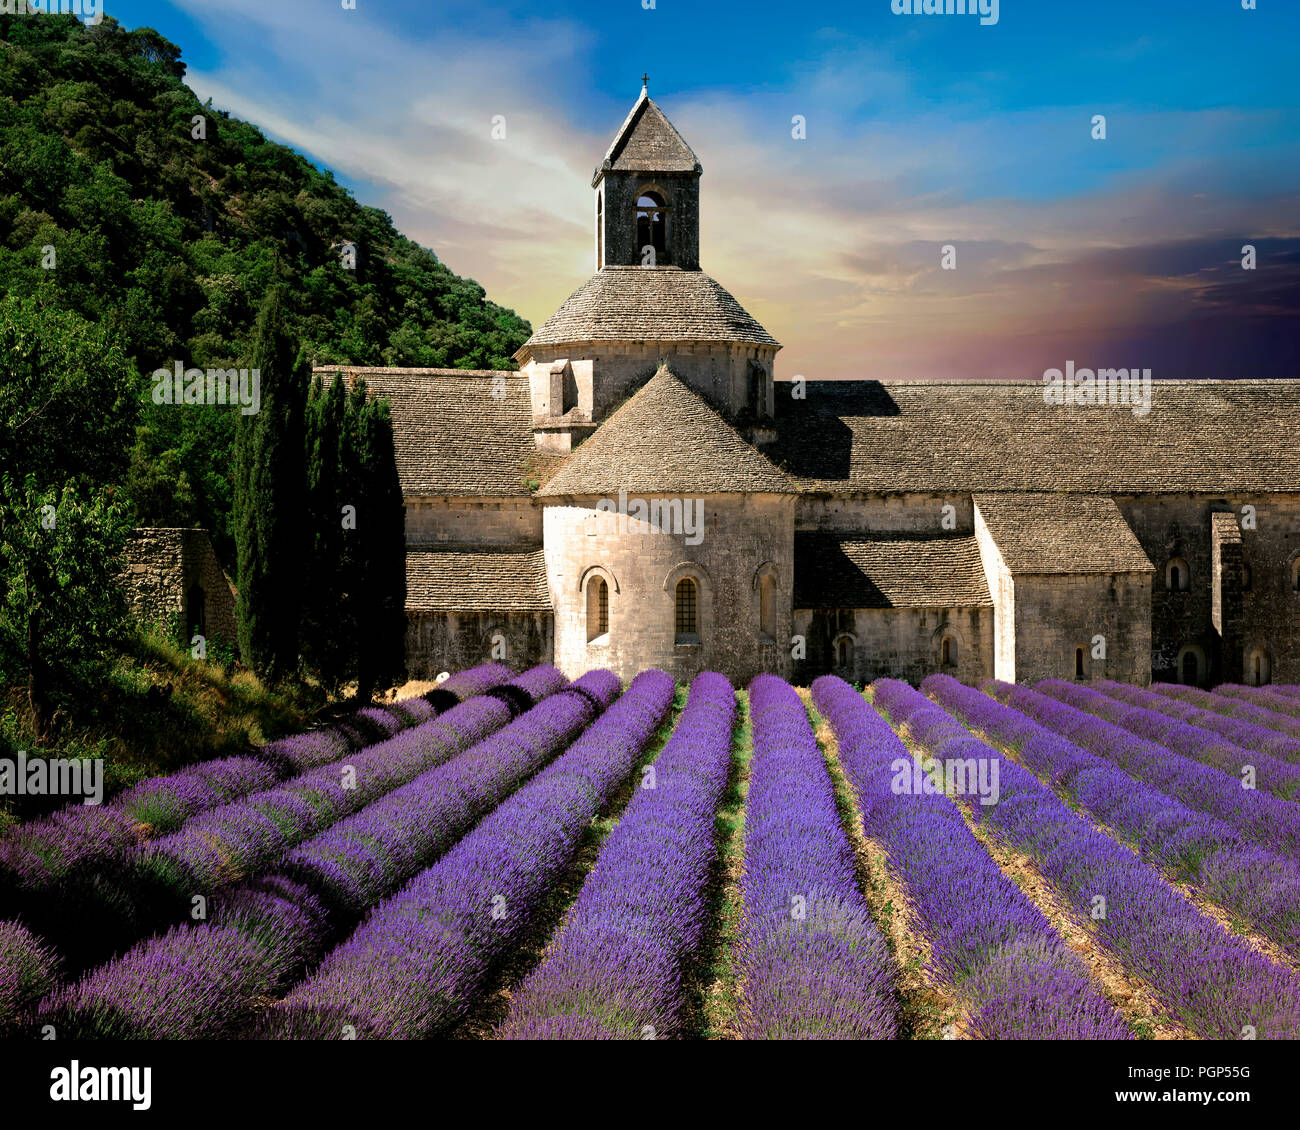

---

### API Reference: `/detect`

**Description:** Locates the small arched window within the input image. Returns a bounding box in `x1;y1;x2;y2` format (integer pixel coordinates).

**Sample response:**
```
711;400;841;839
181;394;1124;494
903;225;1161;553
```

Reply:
759;574;777;640
674;577;698;643
1248;648;1272;687
940;636;957;667
586;576;609;643
1292;558;1300;592
1242;562;1253;591
835;635;854;670
1179;648;1199;686
1075;647;1085;680
596;193;603;267
1166;557;1190;592
636;190;667;261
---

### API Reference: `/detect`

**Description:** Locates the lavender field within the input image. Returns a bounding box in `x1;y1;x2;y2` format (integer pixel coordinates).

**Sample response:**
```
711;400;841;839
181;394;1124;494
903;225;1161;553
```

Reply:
3;666;1300;1041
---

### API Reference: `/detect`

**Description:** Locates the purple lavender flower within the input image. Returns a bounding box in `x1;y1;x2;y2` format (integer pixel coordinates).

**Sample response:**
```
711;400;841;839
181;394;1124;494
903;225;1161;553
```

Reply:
815;676;1128;1039
995;681;1300;861
899;675;1300;1039
0;920;61;1031
928;674;1300;964
266;669;675;1039
499;671;736;1040
1037;679;1300;798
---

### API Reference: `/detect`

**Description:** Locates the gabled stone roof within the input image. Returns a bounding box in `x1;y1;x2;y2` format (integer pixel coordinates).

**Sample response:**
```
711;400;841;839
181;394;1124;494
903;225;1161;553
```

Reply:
517;267;778;359
974;494;1153;575
597;90;700;176
770;379;1300;494
538;367;793;496
406;546;550;612
318;367;537;497
793;531;992;609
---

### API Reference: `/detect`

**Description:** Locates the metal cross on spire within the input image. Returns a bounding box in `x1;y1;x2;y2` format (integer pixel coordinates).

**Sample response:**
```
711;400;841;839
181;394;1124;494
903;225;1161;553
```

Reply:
641;72;649;90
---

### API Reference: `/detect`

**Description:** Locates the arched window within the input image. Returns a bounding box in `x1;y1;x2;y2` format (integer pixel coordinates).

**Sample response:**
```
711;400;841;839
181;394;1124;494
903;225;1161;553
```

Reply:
1292;558;1300;592
1248;648;1272;687
1075;647;1085;680
636;190;667;261
1179;649;1199;686
940;635;957;667
586;576;609;643
759;574;776;640
834;634;854;670
674;577;698;643
1166;557;1190;592
1242;562;1252;591
596;193;603;267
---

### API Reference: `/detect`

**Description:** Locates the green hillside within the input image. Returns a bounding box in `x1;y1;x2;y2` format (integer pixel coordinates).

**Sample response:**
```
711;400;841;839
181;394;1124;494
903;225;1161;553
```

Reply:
0;13;531;552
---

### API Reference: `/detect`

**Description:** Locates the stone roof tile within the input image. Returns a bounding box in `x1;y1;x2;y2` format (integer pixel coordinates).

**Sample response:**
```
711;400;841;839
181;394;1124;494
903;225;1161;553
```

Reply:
598;91;700;175
770;379;1300;494
974;494;1153;575
405;545;550;612
518;267;778;358
538;366;793;496
793;531;992;609
317;367;537;498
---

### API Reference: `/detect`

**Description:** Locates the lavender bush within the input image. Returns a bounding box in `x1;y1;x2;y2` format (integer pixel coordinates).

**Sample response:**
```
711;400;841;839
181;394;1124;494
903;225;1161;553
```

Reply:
898;676;1300;1039
35;876;329;1039
0;920;61;1031
1152;683;1300;742
278;669;626;919
1094;680;1300;765
1038;679;1300;797
815;676;1129;1039
992;681;1300;861
928;675;1300;962
498;672;736;1040
1216;685;1300;723
0;663;515;897
134;666;568;896
735;675;897;1039
263;669;675;1039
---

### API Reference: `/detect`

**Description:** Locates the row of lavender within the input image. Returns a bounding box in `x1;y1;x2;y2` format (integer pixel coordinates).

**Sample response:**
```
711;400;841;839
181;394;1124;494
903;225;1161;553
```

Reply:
1037;679;1300;797
814;676;1128;1038
914;676;1300;1038
31;670;625;1038
499;672;735;1039
263;669;677;1038
0;663;512;895
0;660;538;1024
938;678;1300;962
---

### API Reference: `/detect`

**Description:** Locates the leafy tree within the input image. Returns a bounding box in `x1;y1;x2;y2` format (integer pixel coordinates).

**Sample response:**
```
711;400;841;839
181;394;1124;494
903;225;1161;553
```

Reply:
0;476;128;740
233;288;307;685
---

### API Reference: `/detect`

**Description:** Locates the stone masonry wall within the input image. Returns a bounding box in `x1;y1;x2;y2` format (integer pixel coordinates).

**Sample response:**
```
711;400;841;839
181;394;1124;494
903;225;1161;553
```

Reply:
1011;572;1152;686
544;492;794;684
121;528;237;645
403;497;542;546
1117;495;1300;685
405;611;553;680
792;605;993;686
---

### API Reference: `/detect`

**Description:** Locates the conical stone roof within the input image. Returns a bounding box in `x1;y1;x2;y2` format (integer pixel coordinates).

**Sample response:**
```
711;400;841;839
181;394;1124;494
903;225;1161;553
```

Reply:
538;367;792;496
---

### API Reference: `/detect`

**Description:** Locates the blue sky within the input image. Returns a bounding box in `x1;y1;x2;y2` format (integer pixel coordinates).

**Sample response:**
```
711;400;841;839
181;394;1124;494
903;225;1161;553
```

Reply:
106;0;1300;378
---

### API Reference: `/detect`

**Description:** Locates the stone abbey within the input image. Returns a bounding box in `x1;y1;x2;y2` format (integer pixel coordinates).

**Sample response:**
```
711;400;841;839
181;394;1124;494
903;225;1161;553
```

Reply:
320;86;1300;689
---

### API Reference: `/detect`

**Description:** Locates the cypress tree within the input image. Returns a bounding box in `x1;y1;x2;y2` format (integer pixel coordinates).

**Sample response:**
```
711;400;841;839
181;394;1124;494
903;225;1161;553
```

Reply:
351;386;407;701
233;287;308;685
301;372;349;693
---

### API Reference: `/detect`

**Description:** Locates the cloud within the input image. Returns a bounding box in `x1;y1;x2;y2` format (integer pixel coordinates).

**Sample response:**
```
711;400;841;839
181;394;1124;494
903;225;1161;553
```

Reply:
169;0;1300;378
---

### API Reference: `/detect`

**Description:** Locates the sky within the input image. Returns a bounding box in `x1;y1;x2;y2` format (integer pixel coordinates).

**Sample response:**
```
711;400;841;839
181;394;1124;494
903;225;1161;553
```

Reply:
108;0;1300;380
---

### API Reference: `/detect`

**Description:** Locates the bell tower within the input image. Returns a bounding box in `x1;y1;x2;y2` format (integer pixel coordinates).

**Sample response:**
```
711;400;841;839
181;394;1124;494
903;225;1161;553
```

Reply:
592;77;701;270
